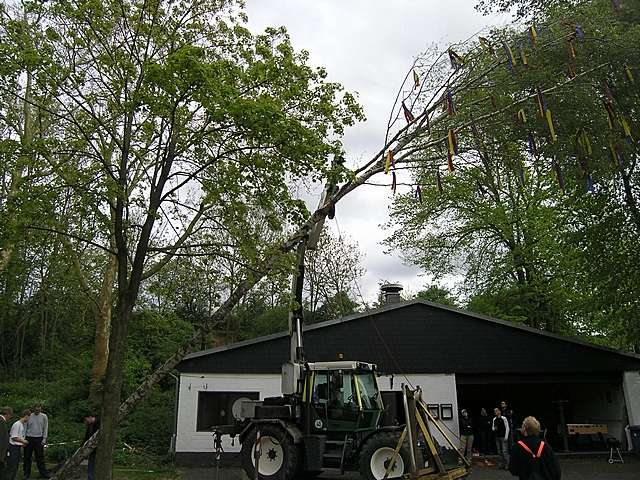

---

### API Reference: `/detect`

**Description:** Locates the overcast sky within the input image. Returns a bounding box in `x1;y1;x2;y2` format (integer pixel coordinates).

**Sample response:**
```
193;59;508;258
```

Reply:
245;1;509;302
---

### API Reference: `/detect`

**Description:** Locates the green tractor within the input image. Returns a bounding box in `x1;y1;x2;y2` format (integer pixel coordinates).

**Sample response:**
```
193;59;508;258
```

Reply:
214;192;470;479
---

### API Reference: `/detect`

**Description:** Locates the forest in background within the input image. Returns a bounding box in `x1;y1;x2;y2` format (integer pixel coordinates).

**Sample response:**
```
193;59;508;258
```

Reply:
0;0;638;473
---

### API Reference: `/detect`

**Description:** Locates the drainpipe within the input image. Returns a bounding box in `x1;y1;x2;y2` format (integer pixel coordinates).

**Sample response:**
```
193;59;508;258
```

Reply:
168;372;180;456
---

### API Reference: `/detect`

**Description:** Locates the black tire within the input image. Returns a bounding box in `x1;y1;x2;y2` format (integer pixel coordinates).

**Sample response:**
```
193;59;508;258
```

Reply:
359;432;412;480
241;424;300;480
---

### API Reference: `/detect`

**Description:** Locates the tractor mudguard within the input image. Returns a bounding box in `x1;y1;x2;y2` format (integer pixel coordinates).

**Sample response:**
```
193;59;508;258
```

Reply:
239;419;303;445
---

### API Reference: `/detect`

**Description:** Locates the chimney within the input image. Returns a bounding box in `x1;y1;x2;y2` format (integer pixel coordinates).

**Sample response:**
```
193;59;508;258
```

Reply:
381;283;403;305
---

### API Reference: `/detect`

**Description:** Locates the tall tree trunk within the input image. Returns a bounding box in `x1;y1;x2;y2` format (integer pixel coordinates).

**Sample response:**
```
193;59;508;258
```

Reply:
89;249;116;405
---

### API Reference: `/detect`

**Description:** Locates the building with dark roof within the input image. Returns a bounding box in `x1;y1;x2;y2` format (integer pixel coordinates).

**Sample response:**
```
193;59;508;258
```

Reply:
173;299;640;465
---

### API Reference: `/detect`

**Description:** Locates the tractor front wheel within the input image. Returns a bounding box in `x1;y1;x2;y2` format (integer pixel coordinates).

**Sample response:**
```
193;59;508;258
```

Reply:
241;424;300;480
359;432;412;480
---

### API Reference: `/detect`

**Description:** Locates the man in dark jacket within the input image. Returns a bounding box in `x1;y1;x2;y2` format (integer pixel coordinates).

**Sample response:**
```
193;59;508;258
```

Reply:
1;407;14;480
459;409;474;461
82;414;100;480
509;416;561;480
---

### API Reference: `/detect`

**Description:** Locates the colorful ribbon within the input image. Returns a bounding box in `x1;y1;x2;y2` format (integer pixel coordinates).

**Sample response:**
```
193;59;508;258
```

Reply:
503;41;516;71
436;169;443;193
415;184;422;203
402;101;415;123
529;26;538;46
552;159;565;190
413;70;420;89
391;171;397;194
384;150;393;174
448;49;464;70
479;37;495;56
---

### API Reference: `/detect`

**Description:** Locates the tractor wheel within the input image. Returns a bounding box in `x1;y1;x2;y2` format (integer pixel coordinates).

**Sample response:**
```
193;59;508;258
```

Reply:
359;432;412;480
241;424;300;480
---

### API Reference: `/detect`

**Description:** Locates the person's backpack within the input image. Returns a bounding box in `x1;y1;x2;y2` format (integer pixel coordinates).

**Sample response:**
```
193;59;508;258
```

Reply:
517;440;548;480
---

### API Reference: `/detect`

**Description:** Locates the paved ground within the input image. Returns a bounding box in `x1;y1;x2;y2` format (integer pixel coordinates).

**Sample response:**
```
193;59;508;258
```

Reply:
179;456;640;480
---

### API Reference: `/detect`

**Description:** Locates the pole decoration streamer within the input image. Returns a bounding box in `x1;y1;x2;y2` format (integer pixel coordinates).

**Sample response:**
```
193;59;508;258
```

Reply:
448;49;464;70
529;26;538;46
625;66;635;83
552;158;565;191
447;90;457;116
413;69;420;89
391;171;397;194
612;0;621;13
575;24;585;40
385;150;394;174
436;169;443;193
402;101;415;123
415;184;423;203
503;41;516;71
610;142;623;167
527;133;538;157
479;37;495;56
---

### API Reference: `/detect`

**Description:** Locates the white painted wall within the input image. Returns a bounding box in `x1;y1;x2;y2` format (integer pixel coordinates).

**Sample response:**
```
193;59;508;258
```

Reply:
623;371;640;426
176;371;459;454
176;373;281;453
378;373;459;448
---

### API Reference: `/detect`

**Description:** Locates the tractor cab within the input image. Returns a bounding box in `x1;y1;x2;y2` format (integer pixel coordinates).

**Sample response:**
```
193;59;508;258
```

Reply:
303;361;383;435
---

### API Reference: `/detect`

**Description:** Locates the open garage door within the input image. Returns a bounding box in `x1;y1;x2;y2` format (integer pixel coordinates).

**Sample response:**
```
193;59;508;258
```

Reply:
456;373;626;452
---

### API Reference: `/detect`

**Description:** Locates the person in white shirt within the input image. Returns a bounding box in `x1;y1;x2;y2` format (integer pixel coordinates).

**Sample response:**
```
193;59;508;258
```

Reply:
7;410;30;480
492;407;510;469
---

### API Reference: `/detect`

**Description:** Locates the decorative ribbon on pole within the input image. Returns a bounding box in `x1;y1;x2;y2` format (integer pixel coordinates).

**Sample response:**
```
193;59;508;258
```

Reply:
625;66;635;83
517;109;527;125
552;158;565;191
391;171;397;194
527;133;538;157
402;101;415;123
546;109;557;143
566;40;577;59
529;26;538;46
612;0;621;13
415;184;422;203
447;129;458;172
603;101;616;129
567;63;577;79
609;142;623;167
620;117;633;142
502;41;516;71
448;49;464;70
535;87;547;117
579;157;594;193
534;86;556;142
436;169;443;193
519;42;529;68
575;24;585;40
385;150;394;174
413;70;420;89
479;37;495;56
576;129;593;156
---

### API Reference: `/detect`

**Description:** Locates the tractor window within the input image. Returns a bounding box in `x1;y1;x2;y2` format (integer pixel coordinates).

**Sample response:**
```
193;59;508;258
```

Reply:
329;371;356;409
312;372;329;404
356;373;382;410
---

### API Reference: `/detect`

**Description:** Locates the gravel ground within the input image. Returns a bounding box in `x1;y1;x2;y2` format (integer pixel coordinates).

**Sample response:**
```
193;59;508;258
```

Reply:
179;456;640;480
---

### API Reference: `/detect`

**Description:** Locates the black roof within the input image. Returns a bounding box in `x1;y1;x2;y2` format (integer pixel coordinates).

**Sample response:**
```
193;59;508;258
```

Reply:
177;300;640;375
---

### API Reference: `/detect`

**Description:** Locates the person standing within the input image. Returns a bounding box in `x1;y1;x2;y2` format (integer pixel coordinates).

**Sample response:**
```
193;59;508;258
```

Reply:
23;403;49;479
509;416;561;480
478;407;492;454
501;400;515;445
82;414;100;480
459;409;474;461
492;407;510;469
7;411;30;480
1;407;13;480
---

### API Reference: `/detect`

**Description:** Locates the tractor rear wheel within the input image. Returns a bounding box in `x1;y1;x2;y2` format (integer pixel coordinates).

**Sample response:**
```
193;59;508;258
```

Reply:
359;431;412;480
241;424;300;480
